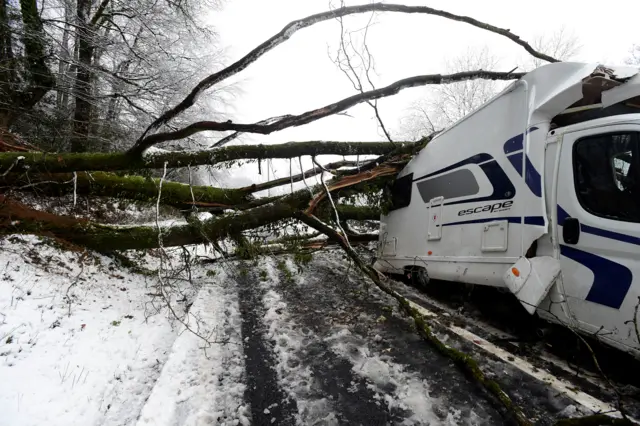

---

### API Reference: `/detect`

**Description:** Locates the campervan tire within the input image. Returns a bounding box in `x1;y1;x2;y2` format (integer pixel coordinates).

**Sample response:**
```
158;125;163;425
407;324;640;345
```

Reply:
404;266;430;288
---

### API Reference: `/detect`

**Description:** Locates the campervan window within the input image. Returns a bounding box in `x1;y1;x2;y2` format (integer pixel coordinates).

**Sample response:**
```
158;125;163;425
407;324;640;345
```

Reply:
387;173;413;211
573;132;640;223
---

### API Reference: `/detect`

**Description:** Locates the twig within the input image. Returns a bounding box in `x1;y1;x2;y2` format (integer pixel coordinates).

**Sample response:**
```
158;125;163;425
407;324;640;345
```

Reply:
312;156;351;249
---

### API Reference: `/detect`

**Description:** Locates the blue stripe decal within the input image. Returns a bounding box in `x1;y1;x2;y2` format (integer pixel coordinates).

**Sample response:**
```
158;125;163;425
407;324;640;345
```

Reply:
525;156;542;197
443;216;544;227
502;127;539;154
557;205;571;226
506;152;523;176
557;205;640;246
560;245;632;309
502;128;542;197
581;224;640;247
503;134;523;154
524;216;545;226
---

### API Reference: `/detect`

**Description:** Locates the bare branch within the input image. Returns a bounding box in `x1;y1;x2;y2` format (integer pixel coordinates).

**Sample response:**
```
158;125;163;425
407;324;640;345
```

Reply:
237;160;357;194
131;69;524;153
136;2;559;144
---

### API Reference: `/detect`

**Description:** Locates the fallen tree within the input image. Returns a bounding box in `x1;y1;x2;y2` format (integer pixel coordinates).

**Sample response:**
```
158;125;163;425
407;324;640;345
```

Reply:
0;140;411;174
2;3;619;425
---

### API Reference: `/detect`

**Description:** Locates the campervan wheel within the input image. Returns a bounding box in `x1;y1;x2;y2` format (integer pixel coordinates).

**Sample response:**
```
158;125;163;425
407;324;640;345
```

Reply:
404;266;430;288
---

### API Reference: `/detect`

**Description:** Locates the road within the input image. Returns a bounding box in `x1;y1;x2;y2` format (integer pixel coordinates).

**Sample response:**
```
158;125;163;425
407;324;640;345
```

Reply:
222;250;600;425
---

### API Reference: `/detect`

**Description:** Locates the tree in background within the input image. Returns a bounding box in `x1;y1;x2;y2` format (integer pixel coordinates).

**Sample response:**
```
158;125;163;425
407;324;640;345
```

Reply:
2;0;232;154
397;27;582;141
628;44;640;65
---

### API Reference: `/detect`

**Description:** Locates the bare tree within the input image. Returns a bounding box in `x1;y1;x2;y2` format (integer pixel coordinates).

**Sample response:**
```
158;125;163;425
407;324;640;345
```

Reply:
627;44;640;66
397;27;581;141
398;46;503;140
520;26;582;71
0;0;55;135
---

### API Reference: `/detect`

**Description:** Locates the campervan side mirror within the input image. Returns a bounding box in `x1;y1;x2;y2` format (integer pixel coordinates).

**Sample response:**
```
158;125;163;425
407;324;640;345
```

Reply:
563;218;581;244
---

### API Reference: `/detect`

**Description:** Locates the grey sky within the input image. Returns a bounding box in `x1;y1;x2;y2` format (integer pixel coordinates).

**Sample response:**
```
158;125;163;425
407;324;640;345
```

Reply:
205;0;640;190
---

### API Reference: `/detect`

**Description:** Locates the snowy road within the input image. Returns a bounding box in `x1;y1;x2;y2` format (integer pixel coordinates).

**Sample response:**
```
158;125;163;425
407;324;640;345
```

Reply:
1;237;629;426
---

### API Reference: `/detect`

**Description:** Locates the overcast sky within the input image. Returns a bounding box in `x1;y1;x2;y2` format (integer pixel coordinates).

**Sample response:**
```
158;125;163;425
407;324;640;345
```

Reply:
204;0;640;190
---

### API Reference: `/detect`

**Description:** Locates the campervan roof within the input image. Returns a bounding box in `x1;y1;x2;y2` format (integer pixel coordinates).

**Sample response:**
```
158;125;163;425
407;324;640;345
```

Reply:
428;62;640;144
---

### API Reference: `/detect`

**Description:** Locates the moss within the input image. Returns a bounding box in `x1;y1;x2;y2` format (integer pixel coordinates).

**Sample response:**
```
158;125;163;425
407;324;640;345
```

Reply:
1;171;248;209
0;141;413;174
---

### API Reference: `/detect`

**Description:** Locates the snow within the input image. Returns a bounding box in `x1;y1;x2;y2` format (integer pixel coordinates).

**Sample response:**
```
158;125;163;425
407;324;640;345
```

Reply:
2;233;624;425
0;235;177;426
324;327;446;425
260;259;339;425
135;267;249;426
0;236;247;426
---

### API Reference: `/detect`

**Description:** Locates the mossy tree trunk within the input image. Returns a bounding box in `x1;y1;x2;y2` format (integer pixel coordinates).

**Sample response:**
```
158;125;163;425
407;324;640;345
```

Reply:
1;171;251;210
0;141;415;174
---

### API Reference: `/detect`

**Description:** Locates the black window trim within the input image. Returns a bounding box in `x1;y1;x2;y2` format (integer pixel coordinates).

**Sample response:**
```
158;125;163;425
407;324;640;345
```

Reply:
387;172;413;212
571;130;640;224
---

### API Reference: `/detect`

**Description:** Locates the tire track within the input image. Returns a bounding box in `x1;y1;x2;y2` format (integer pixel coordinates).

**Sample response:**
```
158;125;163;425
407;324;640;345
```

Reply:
236;268;298;425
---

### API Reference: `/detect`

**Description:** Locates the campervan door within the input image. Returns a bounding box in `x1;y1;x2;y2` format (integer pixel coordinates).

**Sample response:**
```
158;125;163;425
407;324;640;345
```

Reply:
553;115;640;353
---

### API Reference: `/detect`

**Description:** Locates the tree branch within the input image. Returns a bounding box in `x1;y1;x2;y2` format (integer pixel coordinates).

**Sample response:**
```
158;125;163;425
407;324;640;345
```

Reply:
131;70;523;153
237;160;357;194
1;172;251;209
0;141;410;174
136;2;557;145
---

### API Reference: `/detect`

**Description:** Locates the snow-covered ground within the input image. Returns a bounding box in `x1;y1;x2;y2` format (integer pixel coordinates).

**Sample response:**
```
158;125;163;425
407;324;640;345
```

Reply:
1;235;634;426
0;235;178;426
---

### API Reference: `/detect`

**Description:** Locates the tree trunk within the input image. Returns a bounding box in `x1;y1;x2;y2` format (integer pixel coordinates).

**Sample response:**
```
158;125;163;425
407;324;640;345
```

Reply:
0;0;54;129
0;141;414;174
1;171;252;210
0;168;386;250
0;190;312;250
70;0;94;153
56;0;73;110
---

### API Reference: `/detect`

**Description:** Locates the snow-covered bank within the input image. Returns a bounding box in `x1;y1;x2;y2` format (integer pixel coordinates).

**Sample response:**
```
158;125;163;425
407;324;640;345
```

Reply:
135;267;249;426
0;235;177;426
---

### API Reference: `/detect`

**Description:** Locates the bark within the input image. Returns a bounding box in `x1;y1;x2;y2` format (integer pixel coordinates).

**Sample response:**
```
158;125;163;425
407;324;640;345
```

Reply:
56;0;73;109
296;212;531;426
0;141;412;174
0;0;55;128
0;191;308;250
70;0;94;153
131;70;523;154
138;2;558;144
0;162;388;250
1;172;251;209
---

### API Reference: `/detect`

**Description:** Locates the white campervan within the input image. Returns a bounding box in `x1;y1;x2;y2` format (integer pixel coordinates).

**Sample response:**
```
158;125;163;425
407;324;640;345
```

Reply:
374;62;640;358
